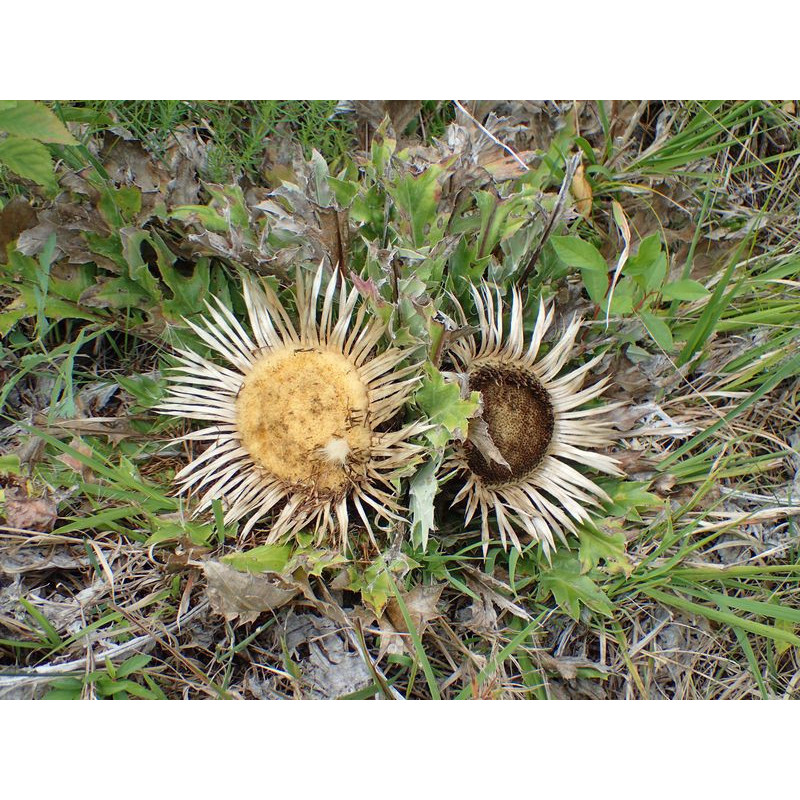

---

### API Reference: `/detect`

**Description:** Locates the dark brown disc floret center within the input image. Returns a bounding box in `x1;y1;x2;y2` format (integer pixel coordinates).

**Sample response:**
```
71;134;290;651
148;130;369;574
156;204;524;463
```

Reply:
466;364;555;483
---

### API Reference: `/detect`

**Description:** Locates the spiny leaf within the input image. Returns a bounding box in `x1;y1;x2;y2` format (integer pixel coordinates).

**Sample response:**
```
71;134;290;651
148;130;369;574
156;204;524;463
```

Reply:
415;365;480;448
388;165;443;248
538;551;614;620
578;523;631;575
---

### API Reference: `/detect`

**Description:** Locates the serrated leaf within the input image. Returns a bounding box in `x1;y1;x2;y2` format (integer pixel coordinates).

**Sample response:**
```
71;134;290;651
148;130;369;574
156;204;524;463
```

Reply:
598;479;662;517
578;523;631;575
661;279;710;301
640;310;674;351
221;544;292;574
120;227;162;302
538;551;614;621
0;101;78;144
0;136;57;190
551;235;607;272
388;165;443;247
415;365;480;448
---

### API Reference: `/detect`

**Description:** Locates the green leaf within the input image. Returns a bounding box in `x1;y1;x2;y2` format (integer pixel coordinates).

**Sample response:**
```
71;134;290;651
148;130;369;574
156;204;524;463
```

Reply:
0;136;57;190
221;544;292;574
170;204;229;233
388;165;443;248
161;256;211;321
624;234;667;292
121;228;163;302
578;524;630;575
415;364;480;448
79;277;150;309
537;551;614;620
328;176;359;208
640;310;674;351
597;480;661;517
581;266;608;304
603;276;634;314
0;454;22;475
409;457;441;550
116;654;152;678
358;561;394;616
661;279;710;301
0;101;78;144
551;235;607;272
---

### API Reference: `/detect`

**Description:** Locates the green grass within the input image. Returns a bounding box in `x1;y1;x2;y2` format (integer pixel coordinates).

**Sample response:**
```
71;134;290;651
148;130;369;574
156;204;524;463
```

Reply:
50;100;358;181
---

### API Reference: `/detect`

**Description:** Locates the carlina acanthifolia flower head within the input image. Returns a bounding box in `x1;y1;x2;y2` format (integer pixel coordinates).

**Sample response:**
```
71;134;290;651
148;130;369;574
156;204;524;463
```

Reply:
443;283;624;556
158;262;427;551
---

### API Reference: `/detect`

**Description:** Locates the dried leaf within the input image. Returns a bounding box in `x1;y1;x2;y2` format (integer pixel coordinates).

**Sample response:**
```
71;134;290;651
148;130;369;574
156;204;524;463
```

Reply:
101;136;170;194
284;613;372;699
537;652;611;680
203;560;298;625
2;487;57;532
353;101;421;138
55;437;94;481
467;416;511;472
0;196;38;263
385;584;443;636
571;161;593;219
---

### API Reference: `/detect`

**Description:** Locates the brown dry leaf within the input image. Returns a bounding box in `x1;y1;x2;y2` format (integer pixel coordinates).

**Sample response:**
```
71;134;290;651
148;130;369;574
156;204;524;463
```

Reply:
467;416;511;472
163;127;206;207
353;101;421;140
0;196;38;263
2;487;57;532
570;163;593;219
203;560;299;625
456;567;530;634
478;150;536;181
55;437;94;481
101;135;171;194
457;590;498;634
538;652;611;681
318;207;349;271
385;583;444;635
165;538;212;572
378;584;444;661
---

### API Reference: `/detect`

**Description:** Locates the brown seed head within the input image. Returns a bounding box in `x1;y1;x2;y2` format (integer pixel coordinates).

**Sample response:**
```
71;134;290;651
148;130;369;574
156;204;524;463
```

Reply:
465;363;554;483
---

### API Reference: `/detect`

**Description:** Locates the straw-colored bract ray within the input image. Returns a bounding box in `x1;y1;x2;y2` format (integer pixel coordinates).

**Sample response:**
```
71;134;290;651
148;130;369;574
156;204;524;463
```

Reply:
446;283;623;556
158;262;426;551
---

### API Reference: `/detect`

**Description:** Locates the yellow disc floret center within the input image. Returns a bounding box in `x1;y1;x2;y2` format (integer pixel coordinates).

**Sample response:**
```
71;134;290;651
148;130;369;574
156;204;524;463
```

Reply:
236;348;372;495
